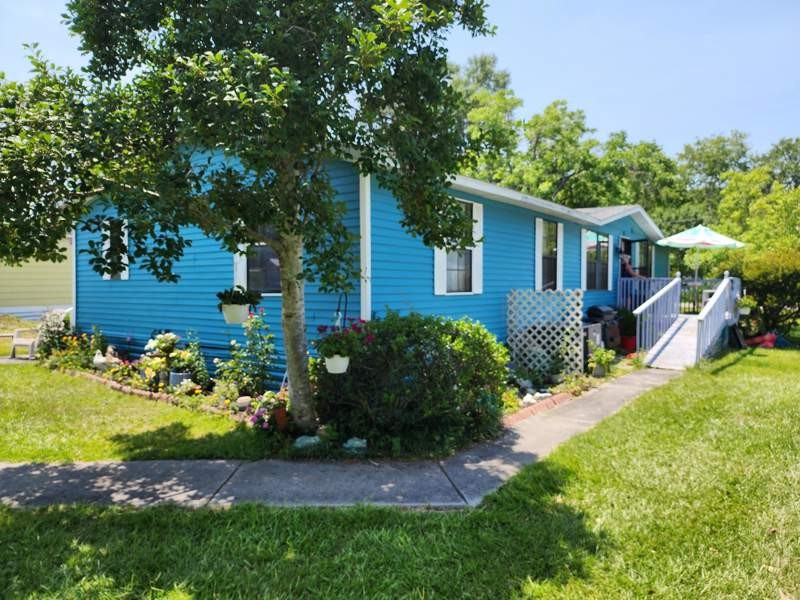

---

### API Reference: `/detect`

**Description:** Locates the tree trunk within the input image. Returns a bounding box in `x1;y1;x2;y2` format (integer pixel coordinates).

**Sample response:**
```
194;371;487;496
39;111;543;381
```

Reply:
277;233;316;431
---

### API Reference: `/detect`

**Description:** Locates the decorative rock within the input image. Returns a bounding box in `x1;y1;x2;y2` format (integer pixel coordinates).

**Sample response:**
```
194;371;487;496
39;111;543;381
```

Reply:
235;396;253;411
293;435;321;450
533;391;552;401
522;393;537;406
343;437;367;453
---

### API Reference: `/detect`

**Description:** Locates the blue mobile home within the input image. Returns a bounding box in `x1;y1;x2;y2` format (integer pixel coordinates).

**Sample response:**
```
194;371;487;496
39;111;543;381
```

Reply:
73;160;669;371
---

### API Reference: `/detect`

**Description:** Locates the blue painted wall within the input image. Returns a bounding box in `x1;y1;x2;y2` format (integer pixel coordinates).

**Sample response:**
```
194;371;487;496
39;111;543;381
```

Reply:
370;179;657;340
76;162;667;368
75;160;360;377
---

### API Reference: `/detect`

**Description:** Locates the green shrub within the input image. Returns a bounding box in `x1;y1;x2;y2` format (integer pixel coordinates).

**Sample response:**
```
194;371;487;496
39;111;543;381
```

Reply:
214;312;275;396
311;312;509;456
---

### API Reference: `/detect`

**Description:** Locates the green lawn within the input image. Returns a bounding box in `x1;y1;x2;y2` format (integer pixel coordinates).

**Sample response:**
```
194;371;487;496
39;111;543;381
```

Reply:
2;348;799;598
0;364;266;461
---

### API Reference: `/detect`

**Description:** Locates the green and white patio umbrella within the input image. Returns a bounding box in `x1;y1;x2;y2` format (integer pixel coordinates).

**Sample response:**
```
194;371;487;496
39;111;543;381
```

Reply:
656;224;745;280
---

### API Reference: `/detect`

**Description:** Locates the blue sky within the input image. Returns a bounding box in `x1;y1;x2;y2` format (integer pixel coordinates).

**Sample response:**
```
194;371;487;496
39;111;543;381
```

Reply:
3;0;799;155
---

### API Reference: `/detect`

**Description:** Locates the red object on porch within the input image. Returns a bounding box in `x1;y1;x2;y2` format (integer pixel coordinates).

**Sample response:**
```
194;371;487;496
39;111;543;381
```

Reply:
620;335;637;352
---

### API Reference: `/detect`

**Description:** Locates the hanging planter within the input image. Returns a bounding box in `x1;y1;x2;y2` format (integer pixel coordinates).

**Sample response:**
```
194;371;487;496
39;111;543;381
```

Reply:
216;286;262;325
737;296;757;317
324;354;350;374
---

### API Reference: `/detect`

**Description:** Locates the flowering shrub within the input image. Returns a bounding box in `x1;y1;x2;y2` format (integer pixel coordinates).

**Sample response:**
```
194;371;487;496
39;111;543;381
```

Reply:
214;311;275;396
144;332;180;357
37;311;71;357
41;332;96;370
312;311;509;455
314;320;370;357
106;361;147;389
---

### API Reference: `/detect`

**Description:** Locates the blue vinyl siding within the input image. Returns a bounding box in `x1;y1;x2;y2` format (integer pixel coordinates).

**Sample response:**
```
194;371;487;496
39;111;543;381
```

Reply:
654;245;670;277
75;160;360;377
370;183;534;340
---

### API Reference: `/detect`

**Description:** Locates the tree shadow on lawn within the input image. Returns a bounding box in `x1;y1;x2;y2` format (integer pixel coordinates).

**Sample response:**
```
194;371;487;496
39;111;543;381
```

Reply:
109;421;266;460
0;459;605;597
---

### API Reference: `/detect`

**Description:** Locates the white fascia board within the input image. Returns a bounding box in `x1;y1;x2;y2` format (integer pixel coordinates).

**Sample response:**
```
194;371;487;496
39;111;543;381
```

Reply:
452;176;665;241
450;176;599;228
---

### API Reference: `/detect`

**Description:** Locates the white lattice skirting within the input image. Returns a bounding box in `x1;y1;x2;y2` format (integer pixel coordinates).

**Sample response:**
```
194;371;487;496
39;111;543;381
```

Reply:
507;289;584;376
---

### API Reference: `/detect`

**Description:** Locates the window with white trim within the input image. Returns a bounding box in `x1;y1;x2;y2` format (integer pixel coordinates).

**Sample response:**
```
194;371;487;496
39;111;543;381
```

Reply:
536;218;560;291
584;231;609;290
236;226;281;295
434;201;483;295
102;218;129;281
633;240;652;277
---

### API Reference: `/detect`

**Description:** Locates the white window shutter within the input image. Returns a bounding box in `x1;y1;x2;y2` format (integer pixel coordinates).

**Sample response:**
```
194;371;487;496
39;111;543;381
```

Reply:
534;217;543;291
607;234;614;291
234;245;248;288
433;247;447;295
580;228;588;290
119;221;130;280
102;218;129;280
556;222;564;291
472;202;483;294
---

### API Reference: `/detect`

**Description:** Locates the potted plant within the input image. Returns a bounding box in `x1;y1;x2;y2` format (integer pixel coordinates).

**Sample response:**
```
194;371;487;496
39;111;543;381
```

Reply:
588;343;615;378
548;352;566;385
168;348;194;387
737;295;757;316
315;321;365;374
216;285;262;325
618;308;637;353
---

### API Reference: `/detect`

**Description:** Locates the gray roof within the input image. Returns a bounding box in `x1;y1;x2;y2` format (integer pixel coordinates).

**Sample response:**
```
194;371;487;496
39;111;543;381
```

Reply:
573;205;642;220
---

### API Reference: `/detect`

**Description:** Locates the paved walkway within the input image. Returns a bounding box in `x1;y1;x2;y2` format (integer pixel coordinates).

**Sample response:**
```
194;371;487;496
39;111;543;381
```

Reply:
0;369;680;509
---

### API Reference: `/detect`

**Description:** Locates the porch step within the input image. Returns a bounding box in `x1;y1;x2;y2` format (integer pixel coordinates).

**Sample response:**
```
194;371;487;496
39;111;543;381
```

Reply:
645;314;699;370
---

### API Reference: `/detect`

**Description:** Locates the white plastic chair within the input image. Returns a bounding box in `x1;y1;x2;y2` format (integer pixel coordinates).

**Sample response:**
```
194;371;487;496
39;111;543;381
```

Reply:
9;328;39;359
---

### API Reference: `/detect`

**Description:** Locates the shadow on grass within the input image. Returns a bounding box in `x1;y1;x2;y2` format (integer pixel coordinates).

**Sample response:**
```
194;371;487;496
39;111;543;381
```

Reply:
109;422;265;460
709;347;757;375
0;459;603;597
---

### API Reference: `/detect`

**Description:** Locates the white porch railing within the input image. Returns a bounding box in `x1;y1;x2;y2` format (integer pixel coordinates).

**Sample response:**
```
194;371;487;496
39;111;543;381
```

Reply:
617;277;674;312
696;272;740;361
633;273;682;352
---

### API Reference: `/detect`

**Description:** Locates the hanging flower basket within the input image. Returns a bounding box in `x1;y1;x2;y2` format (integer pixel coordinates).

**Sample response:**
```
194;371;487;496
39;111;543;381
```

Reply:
221;304;250;325
216;286;262;325
324;354;350;374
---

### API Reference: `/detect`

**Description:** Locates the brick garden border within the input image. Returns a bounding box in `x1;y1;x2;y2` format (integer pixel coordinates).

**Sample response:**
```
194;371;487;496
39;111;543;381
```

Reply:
65;369;236;419
63;367;575;429
502;392;573;427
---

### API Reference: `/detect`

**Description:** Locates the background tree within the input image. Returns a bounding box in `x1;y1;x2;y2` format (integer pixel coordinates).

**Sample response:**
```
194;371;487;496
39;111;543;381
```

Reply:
0;0;491;430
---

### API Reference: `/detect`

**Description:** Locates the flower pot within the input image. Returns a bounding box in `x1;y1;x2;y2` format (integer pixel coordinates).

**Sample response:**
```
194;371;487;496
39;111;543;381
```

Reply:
592;364;606;378
738;306;751;316
620;335;637;353
221;304;249;325
169;371;192;387
324;354;350;374
272;405;289;432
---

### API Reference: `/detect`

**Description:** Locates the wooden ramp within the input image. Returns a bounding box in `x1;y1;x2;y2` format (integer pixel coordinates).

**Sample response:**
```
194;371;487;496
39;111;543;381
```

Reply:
645;314;699;370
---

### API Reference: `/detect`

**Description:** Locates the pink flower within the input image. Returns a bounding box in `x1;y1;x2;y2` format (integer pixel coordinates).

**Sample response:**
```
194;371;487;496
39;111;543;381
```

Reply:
259;307;266;315
317;324;328;334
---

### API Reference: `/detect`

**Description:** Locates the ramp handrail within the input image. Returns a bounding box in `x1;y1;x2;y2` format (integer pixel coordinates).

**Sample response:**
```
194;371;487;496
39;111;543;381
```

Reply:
633;273;682;352
617;277;673;312
696;271;738;361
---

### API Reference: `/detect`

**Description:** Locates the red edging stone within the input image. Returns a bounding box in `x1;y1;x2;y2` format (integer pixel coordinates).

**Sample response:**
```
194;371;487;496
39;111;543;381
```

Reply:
502;392;573;427
65;369;231;418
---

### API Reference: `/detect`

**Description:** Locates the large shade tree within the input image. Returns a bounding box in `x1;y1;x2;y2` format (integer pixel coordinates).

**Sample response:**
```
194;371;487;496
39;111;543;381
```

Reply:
0;0;491;429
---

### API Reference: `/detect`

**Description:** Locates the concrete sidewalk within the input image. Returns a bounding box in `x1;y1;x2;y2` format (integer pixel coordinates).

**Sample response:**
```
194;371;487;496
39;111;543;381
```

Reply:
0;368;680;509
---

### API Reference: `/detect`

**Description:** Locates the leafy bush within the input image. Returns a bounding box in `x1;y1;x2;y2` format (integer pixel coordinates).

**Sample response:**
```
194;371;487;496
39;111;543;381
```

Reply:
41;332;96;370
617;308;636;337
312;312;509;456
214;312;275;396
37;311;71;357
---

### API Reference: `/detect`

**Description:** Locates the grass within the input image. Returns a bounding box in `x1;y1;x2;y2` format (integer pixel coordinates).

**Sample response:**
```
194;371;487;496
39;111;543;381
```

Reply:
0;314;35;357
2;348;799;597
0;364;266;461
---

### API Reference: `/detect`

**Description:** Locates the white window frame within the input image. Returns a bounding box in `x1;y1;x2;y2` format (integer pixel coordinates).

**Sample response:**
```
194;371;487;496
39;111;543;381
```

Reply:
581;229;613;291
234;244;282;297
102;218;129;281
535;217;563;291
433;201;483;296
